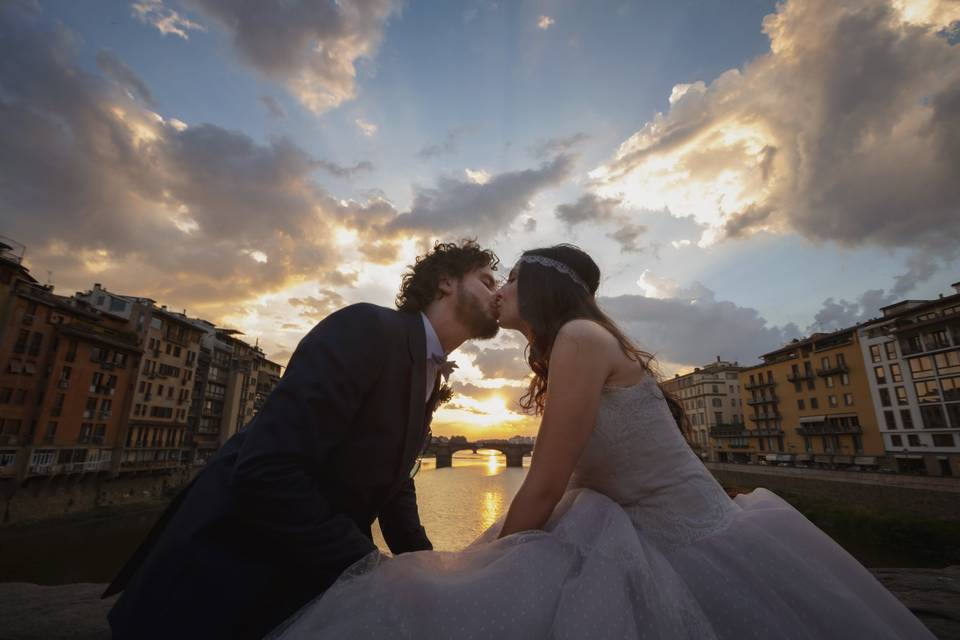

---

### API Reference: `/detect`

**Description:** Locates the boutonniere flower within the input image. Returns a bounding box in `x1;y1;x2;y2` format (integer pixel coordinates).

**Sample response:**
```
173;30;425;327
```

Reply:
433;383;454;411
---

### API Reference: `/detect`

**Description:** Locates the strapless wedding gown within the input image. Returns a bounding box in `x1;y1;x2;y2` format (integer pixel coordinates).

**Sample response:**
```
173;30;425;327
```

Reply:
270;376;934;639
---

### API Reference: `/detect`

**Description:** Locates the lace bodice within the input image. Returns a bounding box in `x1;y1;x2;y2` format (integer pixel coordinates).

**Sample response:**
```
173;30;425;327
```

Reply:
569;375;739;551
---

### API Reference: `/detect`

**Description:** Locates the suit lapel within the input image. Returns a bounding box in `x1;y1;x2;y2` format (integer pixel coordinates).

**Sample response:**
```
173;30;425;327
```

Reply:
401;311;427;469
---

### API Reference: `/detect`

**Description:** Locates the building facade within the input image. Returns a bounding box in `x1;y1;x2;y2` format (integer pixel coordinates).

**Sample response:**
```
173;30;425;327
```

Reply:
186;324;280;464
0;269;140;482
75;284;206;473
663;358;744;461
859;282;960;476
733;327;884;468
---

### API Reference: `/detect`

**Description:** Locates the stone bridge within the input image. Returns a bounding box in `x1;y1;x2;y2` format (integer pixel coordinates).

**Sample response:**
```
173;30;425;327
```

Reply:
424;440;533;468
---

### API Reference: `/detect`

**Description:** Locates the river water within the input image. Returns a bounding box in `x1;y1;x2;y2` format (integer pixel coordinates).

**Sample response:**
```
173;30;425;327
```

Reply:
0;452;950;585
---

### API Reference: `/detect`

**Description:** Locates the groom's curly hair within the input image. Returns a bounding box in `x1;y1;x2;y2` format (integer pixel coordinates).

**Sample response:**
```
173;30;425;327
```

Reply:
396;239;500;313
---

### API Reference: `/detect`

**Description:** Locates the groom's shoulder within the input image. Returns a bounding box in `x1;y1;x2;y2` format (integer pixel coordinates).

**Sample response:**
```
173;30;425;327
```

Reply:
323;303;408;333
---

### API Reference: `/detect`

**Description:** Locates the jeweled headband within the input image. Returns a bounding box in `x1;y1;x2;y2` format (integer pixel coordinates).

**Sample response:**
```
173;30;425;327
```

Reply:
517;255;592;294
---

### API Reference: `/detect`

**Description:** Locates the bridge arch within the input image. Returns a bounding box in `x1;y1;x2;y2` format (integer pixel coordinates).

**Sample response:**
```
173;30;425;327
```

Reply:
424;441;533;468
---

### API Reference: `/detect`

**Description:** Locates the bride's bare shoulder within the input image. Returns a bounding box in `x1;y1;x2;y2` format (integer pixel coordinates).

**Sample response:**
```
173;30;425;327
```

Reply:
556;318;618;346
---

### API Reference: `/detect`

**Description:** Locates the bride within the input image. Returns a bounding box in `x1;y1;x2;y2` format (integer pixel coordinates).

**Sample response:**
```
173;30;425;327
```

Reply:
271;244;933;639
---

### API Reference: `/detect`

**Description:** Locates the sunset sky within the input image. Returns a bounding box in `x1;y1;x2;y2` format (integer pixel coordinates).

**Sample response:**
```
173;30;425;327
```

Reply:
2;0;959;438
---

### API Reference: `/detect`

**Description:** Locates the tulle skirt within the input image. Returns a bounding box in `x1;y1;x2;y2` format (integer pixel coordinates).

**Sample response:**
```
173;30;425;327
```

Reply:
269;488;934;639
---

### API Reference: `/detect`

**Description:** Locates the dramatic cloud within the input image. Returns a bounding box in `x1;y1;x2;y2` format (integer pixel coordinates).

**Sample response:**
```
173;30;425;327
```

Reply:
808;254;951;331
555;193;622;226
808;290;898;332
600;283;803;368
387;154;575;236
468;347;530;381
96;50;156;108
555;193;647;252
607;223;646;253
0;7;382;322
289;289;347;322
182;0;396;114
591;0;960;258
131;0;205;39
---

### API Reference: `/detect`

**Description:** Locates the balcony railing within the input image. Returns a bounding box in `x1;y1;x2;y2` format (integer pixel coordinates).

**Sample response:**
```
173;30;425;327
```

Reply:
744;380;777;390
787;372;815;382
709;424;747;438
751;427;784;436
795;423;864;436
749;414;782;422
816;363;849;377
29;459;113;476
746;395;779;405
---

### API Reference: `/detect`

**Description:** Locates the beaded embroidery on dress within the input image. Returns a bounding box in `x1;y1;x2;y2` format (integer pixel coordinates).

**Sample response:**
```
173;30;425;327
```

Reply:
570;376;739;551
271;375;935;639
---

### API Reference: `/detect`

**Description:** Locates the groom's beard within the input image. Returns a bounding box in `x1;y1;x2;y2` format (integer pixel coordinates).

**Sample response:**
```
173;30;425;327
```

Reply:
456;284;500;340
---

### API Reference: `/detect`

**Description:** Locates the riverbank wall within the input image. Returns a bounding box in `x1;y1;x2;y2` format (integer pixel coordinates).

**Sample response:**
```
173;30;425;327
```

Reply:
0;469;194;527
708;462;960;521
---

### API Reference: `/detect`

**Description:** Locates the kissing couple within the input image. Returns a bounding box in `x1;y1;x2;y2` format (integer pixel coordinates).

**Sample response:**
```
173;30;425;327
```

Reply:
105;241;933;639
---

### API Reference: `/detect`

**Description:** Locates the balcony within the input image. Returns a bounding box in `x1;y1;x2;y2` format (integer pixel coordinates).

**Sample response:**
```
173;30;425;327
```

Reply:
795;422;864;436
164;332;189;347
751;427;784;436
749;413;782;423
787;372;815;382
709;424;746;438
747;395;779;405
31;459;113;475
816;363;849;377
57;380;69;390
744;380;777;390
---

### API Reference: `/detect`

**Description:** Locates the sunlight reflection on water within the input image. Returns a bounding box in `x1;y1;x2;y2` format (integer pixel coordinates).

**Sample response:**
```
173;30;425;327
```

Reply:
372;452;530;552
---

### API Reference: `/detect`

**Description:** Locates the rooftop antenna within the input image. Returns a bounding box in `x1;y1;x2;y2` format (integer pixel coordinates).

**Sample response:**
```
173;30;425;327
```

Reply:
46;270;53;287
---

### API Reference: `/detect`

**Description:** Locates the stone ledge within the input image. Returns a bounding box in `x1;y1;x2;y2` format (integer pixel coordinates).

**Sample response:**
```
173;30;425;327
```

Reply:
0;568;957;639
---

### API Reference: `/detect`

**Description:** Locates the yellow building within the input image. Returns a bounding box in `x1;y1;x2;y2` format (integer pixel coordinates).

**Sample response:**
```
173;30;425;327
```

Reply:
733;327;885;468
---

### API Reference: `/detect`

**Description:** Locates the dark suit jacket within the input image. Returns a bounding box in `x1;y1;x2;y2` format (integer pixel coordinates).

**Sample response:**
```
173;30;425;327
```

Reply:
104;304;440;639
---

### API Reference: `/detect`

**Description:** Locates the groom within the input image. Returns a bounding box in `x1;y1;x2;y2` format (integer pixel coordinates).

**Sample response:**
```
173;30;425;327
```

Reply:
103;240;501;639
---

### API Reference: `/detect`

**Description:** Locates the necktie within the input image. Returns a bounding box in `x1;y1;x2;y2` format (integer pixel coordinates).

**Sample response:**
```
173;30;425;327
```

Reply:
430;353;458;382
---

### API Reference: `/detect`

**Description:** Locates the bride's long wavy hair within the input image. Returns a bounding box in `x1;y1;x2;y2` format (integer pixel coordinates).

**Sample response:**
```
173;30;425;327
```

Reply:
516;244;689;436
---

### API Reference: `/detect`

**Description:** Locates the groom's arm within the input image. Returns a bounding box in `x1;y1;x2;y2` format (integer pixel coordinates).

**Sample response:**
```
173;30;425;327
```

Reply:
378;478;432;554
228;304;386;579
